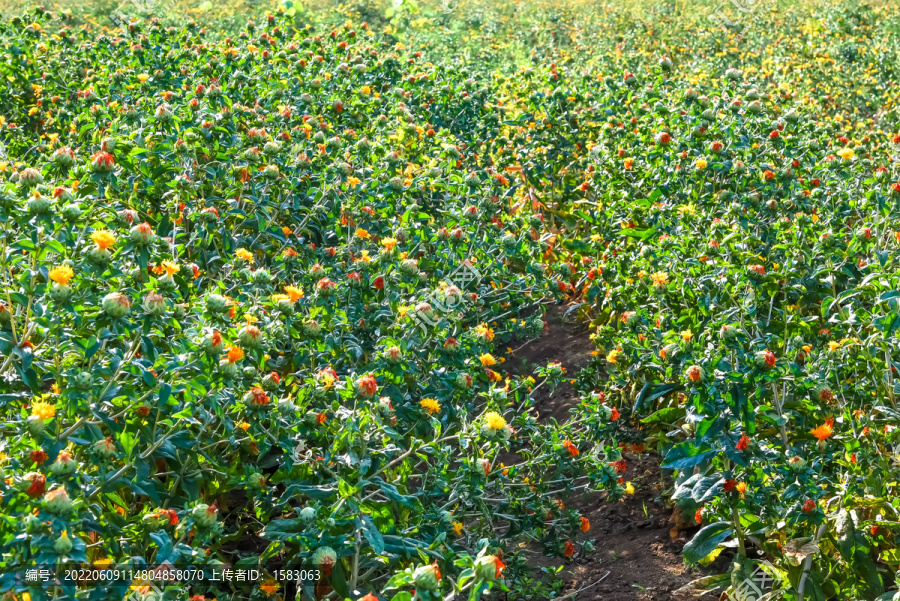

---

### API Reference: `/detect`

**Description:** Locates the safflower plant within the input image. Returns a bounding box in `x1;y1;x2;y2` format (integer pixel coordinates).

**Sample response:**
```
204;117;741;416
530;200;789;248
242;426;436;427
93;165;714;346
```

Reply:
0;7;624;601
3;0;900;600
515;11;900;598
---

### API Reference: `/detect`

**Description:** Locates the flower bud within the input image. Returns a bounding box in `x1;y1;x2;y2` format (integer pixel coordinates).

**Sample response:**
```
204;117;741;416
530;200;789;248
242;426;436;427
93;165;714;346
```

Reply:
142;292;167;316
129;222;156;247
94;437;117;459
26;415;46;436
475;555;503;581
50;451;78;476
239;325;263;348
44;488;73;514
192;503;218;528
788;455;807;473
53;531;73;555
102;292;131;318
312;546;337;569
413;563;442;592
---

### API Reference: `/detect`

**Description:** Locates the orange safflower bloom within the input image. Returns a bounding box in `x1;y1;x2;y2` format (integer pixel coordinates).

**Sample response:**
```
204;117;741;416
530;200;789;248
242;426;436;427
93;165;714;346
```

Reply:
91;230;116;250
356;375;378;397
811;420;833;441
284;285;304;302
227;346;245;362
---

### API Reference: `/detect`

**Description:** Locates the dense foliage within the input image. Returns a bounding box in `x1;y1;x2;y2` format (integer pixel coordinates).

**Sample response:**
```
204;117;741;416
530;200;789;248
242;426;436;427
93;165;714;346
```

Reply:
3;0;900;600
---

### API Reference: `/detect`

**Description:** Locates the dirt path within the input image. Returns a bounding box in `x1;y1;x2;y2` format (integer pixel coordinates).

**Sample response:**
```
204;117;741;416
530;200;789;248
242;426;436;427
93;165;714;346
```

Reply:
505;304;718;601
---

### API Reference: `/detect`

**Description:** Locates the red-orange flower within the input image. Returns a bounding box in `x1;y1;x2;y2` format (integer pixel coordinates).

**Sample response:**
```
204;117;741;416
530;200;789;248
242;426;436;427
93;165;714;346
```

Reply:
26;473;46;498
811;420;834;442
356;375;378;397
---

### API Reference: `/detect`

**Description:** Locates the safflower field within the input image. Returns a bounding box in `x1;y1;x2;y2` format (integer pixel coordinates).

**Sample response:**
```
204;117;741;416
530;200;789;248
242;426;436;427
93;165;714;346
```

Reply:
2;0;900;599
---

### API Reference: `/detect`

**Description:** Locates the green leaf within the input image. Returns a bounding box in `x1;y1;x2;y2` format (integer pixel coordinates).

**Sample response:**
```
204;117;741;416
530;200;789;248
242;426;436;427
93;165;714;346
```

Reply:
260;518;306;541
683;522;734;564
661;443;718;470
634;382;681;413
281;483;337;500
358;514;386;555
641;406;685;425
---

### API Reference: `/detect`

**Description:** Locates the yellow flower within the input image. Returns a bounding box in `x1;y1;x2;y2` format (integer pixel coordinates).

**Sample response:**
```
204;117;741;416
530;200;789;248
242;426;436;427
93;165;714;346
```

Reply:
828;341;842;352
260;577;280;597
452;521;464;535
49;265;74;286
160;261;179;277
347;176;361;186
479;353;497;367
420;397;441;414
677;202;697;216
237;421;250;432
836;148;854;160
235;248;254;264
355;228;370;240
650;272;669;287
318;369;336;389
623;157;634;169
284;285;304;302
31;401;56;420
606;349;620;364
361;85;371;95
228;346;245;362
381;237;398;251
484;411;507;430
695;158;708;169
137;73;150;83
625;482;635;495
680;330;693;342
474;323;495;341
90;230;116;250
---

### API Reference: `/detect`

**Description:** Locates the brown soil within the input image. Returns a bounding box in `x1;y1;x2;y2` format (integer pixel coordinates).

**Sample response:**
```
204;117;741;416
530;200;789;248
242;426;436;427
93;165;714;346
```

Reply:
504;304;720;601
504;303;596;423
